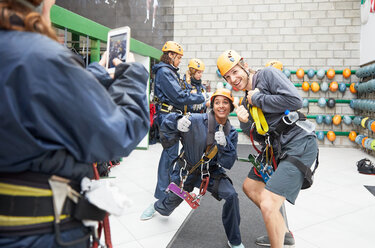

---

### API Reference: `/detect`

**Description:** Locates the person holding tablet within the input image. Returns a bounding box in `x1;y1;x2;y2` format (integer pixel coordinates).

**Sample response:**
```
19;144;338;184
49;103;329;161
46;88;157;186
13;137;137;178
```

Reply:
0;1;149;247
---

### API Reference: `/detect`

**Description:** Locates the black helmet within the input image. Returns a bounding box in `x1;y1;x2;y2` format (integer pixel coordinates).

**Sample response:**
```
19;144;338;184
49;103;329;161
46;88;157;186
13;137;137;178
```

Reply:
327;98;336;108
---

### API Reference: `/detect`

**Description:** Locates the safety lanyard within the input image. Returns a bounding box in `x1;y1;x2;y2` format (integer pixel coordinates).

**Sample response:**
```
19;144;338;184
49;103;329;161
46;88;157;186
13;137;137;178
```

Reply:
249;106;269;135
167;145;217;209
249;124;278;182
179;145;218;186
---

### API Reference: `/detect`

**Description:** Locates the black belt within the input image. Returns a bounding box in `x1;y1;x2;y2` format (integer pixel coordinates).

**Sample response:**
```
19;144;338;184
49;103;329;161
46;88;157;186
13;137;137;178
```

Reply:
0;194;74;217
0;171;106;236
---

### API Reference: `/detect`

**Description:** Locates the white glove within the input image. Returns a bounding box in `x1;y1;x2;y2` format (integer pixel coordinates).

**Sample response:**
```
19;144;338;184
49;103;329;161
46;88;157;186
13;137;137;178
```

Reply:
215;130;227;147
177;116;191;132
192;103;203;111
81;177;133;217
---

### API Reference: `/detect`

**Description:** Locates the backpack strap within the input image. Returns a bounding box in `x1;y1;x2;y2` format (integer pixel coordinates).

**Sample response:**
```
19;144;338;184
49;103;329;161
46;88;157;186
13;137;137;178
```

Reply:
280;149;319;189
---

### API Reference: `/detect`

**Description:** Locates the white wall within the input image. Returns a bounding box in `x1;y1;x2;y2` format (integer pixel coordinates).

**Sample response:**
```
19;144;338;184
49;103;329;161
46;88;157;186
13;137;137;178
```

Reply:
360;1;375;65
173;0;361;146
174;0;361;82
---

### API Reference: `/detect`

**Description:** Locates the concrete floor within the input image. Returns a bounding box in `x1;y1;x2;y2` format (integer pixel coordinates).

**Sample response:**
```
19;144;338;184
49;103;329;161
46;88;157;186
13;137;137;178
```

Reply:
103;143;375;248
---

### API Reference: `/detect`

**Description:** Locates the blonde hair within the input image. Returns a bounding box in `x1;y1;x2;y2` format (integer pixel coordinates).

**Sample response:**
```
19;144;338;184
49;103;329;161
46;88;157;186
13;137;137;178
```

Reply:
0;0;58;41
185;69;191;84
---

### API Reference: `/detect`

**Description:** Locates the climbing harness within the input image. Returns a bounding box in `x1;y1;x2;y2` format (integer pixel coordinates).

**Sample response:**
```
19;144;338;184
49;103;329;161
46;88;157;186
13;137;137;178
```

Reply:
246;102;318;189
0;171;107;246
167;145;217;209
91;163;113;248
166;110;232;208
248;123;277;183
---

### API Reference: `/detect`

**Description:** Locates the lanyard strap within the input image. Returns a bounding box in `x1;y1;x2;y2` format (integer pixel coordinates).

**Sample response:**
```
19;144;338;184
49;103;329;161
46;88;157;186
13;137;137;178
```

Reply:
250;106;269;135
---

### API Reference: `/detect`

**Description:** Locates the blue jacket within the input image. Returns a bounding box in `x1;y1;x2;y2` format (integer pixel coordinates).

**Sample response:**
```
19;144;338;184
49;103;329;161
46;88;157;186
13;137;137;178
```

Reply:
0;30;149;180
160;113;238;171
182;74;207;113
152;62;204;111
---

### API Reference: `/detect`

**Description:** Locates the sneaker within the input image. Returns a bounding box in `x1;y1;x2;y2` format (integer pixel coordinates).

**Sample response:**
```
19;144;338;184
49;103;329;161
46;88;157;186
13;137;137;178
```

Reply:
357;158;375;175
255;231;295;247
140;203;156;220
227;241;245;248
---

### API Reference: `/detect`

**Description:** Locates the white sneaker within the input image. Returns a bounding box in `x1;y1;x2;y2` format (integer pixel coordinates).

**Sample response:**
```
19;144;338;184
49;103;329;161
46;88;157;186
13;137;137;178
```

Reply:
140;203;156;220
227;240;245;248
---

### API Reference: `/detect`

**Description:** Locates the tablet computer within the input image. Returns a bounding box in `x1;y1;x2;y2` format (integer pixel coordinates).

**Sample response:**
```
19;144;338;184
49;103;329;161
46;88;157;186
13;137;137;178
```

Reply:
106;26;131;74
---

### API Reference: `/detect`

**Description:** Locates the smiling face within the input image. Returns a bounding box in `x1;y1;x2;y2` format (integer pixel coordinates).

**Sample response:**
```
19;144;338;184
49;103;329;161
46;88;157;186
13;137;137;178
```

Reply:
213;95;231;124
223;65;250;91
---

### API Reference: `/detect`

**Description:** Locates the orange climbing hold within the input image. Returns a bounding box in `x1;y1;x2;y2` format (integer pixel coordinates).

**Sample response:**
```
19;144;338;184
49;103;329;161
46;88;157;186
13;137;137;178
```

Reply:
326;69;335;79
302;81;310;91
348;131;357;142
371;121;375;132
349;83;357;94
327;131;336;142
296;68;305;79
343;68;351;79
362;137;368;148
329;81;338;92
311;82;320;92
332;115;342;126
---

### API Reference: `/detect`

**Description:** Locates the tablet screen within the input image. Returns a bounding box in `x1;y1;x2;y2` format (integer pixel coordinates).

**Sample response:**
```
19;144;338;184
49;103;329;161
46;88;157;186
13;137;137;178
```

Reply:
108;33;128;69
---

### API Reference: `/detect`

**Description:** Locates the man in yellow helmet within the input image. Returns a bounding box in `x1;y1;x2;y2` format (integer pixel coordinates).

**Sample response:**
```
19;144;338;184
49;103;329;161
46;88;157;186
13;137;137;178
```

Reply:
217;50;318;248
152;41;206;200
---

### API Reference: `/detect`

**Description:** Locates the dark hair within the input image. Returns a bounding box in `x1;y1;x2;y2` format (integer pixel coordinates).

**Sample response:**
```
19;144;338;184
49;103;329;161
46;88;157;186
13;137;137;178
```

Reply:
0;0;58;41
159;51;180;65
210;96;234;112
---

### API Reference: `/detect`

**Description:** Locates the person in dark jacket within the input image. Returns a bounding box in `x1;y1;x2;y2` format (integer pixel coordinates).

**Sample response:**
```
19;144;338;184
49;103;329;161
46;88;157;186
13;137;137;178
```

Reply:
141;88;244;248
152;41;205;199
0;1;149;247
217;50;318;248
182;58;209;113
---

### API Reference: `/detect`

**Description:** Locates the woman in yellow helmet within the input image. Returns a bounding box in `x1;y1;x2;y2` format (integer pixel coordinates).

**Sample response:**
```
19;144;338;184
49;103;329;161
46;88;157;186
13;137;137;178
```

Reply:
183;58;209;113
152;41;206;200
217;50;318;248
141;88;244;248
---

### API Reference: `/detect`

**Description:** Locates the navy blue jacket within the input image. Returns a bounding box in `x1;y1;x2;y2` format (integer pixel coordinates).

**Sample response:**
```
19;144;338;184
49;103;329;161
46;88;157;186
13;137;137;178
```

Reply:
0;30;149;180
182;73;207;113
152;62;204;111
160;113;238;171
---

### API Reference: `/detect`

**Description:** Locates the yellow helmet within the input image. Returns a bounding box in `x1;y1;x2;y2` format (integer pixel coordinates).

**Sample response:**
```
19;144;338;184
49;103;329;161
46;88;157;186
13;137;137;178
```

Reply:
162;41;183;55
188;59;205;71
210;88;235;112
265;60;283;71
217;50;242;77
